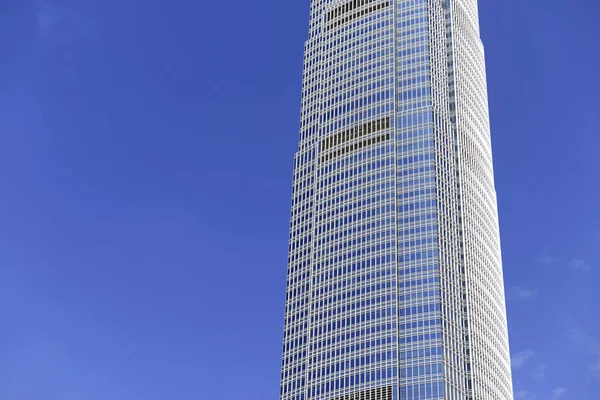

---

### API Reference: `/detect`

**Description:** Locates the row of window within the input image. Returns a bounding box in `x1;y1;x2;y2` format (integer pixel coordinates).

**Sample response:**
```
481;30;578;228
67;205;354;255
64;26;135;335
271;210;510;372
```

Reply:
311;336;397;364
400;381;445;400
310;350;397;379
311;321;396;353
308;367;397;397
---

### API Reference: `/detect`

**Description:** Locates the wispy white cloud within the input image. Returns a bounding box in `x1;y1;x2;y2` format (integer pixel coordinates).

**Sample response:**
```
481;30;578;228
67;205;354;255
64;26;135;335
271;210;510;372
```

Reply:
514;389;536;400
569;258;590;271
536;249;561;265
535;249;592;272
536;255;561;264
552;388;568;400
591;358;600;376
512;350;535;370
511;286;538;300
533;363;547;380
35;1;57;37
565;321;600;379
35;1;91;43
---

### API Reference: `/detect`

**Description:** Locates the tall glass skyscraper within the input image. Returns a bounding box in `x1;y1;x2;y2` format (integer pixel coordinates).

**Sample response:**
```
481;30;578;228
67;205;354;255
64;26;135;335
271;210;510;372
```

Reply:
281;1;513;400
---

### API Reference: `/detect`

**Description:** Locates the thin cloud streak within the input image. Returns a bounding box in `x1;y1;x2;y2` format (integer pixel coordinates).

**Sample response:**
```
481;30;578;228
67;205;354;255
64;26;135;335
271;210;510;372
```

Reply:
552;388;567;400
35;1;61;37
565;321;600;379
512;350;535;370
533;363;547;380
514;389;536;400
34;0;92;43
536;255;561;264
511;286;538;300
569;258;590;271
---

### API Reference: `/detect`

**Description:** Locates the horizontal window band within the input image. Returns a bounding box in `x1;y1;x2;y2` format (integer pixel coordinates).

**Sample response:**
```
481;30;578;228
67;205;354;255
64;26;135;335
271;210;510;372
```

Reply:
327;1;391;31
321;132;390;163
322;116;391;152
333;385;393;400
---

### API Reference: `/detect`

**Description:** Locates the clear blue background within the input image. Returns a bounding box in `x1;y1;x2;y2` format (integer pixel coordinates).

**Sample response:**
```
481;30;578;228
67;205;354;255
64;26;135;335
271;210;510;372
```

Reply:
0;1;598;399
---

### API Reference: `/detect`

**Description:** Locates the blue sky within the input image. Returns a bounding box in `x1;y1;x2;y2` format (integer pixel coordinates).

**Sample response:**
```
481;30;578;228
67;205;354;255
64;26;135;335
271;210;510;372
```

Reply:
0;0;598;399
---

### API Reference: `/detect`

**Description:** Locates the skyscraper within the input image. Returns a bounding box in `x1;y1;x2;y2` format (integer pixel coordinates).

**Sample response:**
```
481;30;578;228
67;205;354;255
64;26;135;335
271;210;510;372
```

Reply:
281;0;513;399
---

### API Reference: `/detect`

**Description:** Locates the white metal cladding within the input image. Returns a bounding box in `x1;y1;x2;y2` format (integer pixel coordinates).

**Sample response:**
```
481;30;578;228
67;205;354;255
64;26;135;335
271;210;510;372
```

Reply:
281;1;513;400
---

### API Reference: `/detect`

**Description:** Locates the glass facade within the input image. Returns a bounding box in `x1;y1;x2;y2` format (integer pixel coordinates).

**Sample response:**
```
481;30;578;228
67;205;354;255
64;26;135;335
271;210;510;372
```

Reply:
281;1;513;400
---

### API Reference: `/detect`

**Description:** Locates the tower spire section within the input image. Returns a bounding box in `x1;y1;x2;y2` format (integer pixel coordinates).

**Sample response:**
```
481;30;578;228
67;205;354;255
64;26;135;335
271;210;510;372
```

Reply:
281;1;513;399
